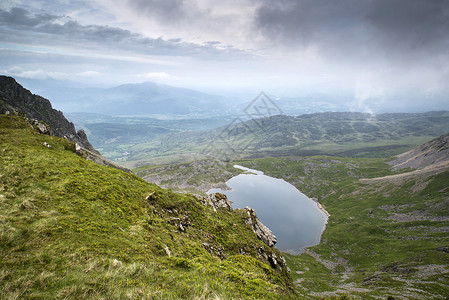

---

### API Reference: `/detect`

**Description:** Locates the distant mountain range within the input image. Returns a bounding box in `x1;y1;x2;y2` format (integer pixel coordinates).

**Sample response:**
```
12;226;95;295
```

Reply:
17;77;449;119
15;78;239;117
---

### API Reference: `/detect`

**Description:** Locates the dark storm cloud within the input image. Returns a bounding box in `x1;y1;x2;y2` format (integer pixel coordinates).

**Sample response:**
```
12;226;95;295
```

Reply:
255;0;449;64
0;7;244;59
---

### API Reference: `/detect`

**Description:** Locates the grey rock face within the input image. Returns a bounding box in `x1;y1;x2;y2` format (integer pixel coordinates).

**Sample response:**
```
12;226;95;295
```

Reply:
0;76;95;151
243;207;277;247
0;76;131;173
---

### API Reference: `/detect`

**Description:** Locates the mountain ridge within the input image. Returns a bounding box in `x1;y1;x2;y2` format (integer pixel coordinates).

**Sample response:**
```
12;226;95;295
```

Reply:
389;132;449;170
0;75;130;172
14;77;238;117
115;110;449;167
0;75;95;151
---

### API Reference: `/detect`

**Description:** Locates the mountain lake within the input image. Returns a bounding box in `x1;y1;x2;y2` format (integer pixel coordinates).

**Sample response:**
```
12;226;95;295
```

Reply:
208;165;328;254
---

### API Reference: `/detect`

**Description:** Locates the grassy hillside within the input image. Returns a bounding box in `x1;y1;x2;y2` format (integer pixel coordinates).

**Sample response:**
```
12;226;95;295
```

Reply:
114;111;449;168
0;115;294;299
238;157;449;299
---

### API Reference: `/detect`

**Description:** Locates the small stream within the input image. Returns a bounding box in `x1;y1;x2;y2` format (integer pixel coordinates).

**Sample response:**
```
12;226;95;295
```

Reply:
208;165;328;254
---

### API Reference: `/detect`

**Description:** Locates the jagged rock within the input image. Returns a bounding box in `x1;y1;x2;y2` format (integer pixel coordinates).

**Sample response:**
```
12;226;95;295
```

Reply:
243;207;277;247
75;143;82;154
36;123;49;134
268;253;278;268
167;215;191;233
257;245;288;271
0;75;95;151
203;193;233;211
436;246;449;253
27;118;50;134
0;76;133;173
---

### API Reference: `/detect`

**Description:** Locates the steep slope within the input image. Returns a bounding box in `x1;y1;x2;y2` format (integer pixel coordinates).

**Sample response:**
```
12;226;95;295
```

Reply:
0;76;131;172
359;132;449;186
0;115;294;299
389;132;449;170
0;75;94;151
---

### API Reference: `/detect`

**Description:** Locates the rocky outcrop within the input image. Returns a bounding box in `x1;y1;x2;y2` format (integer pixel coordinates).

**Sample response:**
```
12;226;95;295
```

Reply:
200;194;277;247
0;75;95;151
243;207;277;247
76;145;132;173
202;192;233;211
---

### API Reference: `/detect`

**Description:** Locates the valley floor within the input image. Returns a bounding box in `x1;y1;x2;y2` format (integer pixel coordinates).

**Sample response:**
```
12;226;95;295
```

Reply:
137;155;449;299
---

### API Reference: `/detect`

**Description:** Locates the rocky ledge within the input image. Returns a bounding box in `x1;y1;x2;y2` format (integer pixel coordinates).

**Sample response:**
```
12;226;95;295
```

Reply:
243;207;277;247
201;193;277;247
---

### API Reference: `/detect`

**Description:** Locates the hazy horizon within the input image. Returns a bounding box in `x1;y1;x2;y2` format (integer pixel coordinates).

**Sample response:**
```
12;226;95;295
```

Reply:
1;0;449;114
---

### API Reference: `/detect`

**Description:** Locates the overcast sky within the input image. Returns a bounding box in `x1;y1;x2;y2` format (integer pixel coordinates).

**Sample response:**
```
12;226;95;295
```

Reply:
1;0;448;111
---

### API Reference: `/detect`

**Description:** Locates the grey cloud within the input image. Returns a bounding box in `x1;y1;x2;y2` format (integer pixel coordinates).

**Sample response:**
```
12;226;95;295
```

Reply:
0;7;58;26
0;7;246;59
255;0;449;64
128;0;193;23
128;0;204;23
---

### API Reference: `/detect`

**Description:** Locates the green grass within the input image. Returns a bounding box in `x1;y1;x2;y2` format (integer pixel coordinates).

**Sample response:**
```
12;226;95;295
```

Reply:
0;115;295;299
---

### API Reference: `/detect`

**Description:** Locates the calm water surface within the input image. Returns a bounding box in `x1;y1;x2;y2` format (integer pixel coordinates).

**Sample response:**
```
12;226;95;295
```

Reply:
208;165;328;254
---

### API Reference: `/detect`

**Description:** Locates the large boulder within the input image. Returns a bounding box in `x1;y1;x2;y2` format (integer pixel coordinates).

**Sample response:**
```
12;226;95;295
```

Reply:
203;192;233;211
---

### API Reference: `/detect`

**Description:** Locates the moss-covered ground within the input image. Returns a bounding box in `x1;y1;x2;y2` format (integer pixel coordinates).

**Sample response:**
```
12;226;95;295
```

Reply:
0;115;295;299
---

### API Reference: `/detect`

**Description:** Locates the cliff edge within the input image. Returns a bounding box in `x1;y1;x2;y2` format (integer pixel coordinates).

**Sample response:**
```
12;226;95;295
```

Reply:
0;75;130;172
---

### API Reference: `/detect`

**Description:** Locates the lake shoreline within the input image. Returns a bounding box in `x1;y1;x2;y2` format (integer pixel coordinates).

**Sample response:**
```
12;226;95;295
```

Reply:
310;197;331;224
209;165;329;254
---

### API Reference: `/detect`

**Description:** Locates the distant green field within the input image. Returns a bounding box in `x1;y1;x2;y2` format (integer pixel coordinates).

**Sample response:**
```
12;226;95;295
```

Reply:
101;111;449;168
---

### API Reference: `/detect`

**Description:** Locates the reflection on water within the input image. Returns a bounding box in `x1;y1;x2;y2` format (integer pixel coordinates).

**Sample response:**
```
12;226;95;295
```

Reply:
208;166;328;254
